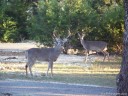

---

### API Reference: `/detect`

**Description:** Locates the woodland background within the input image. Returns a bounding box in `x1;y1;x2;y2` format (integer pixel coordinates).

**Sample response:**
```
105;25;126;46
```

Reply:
0;0;124;53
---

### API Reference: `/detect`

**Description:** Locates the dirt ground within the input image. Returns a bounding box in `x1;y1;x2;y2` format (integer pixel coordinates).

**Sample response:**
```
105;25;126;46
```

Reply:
0;43;110;64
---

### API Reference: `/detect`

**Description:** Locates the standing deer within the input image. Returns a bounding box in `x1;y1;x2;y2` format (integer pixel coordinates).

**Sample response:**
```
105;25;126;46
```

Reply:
25;33;70;77
78;33;109;62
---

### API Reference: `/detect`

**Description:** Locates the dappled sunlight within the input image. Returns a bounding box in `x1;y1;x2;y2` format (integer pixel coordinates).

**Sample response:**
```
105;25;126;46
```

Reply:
0;45;121;87
0;62;120;75
0;58;121;87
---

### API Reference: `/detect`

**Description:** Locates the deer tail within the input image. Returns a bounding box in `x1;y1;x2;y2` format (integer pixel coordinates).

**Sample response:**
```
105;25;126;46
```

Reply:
25;50;28;76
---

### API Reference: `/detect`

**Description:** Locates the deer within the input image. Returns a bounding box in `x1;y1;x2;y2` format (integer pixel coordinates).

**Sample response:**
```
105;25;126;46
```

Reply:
78;32;109;62
25;32;71;77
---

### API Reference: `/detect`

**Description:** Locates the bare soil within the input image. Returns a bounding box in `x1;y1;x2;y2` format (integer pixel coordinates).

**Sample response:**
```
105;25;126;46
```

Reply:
0;43;111;64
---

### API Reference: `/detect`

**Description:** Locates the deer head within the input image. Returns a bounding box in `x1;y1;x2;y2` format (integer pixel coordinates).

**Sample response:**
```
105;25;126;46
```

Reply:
53;30;71;50
78;32;85;40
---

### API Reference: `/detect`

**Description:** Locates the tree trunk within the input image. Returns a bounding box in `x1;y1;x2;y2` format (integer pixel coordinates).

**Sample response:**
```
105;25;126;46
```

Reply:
116;0;128;96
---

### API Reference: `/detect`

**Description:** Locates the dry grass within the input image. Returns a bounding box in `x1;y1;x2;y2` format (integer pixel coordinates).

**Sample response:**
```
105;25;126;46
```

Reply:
0;56;121;87
0;43;121;87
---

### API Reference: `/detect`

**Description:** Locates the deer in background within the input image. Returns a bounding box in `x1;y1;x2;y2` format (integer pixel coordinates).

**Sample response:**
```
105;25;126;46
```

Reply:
25;32;71;77
78;32;109;62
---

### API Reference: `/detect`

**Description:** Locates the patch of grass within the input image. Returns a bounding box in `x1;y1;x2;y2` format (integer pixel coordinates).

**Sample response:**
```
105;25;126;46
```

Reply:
0;57;121;87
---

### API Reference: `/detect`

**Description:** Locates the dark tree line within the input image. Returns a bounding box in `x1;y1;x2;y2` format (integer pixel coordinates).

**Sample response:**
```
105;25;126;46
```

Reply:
0;0;124;52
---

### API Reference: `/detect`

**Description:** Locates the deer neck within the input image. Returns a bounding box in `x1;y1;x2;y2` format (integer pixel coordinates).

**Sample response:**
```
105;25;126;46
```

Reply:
81;39;85;45
81;39;87;49
54;46;63;53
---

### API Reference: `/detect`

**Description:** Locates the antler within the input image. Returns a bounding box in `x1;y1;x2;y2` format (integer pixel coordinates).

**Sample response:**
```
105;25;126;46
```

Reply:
53;32;57;38
53;27;61;40
53;27;57;38
63;29;72;43
77;32;81;37
78;32;85;39
66;29;71;39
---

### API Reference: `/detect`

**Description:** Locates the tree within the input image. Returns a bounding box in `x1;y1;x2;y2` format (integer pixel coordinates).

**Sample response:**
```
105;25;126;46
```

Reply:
101;2;124;53
0;0;124;53
116;0;128;95
0;0;31;42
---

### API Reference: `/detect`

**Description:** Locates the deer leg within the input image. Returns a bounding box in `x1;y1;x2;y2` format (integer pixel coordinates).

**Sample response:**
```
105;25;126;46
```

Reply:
96;51;99;56
107;52;109;61
25;65;28;76
104;51;109;61
28;64;34;76
102;51;106;62
85;53;88;62
46;61;51;77
46;61;54;77
27;60;35;76
102;51;109;62
25;61;30;76
84;50;88;62
50;62;53;77
46;67;49;77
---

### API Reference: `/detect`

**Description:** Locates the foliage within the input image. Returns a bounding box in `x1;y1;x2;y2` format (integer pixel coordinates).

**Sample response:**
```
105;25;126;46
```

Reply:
0;0;30;42
0;0;124;52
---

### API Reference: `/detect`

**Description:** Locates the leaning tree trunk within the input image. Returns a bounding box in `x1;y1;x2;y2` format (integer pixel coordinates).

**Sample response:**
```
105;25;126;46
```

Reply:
116;0;128;96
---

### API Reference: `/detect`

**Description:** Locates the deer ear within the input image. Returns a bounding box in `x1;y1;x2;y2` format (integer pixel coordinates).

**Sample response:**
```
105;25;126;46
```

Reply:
63;38;68;43
54;37;61;42
77;32;81;37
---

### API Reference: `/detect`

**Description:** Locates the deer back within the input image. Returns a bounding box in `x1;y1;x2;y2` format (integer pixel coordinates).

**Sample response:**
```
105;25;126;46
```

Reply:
84;41;108;51
26;37;69;62
26;31;71;62
26;47;62;62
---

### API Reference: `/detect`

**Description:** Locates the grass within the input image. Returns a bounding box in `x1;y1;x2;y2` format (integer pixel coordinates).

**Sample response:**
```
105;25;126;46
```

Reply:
0;56;121;87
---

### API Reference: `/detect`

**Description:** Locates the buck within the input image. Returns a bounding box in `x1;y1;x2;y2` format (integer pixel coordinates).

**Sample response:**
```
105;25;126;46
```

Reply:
25;33;70;77
78;33;109;62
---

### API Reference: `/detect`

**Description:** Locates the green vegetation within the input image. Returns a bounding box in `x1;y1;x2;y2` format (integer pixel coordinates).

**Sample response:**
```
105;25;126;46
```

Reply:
0;0;124;52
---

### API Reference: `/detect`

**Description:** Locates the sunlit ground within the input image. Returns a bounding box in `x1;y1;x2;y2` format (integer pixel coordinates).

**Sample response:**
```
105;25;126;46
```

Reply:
0;56;121;87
